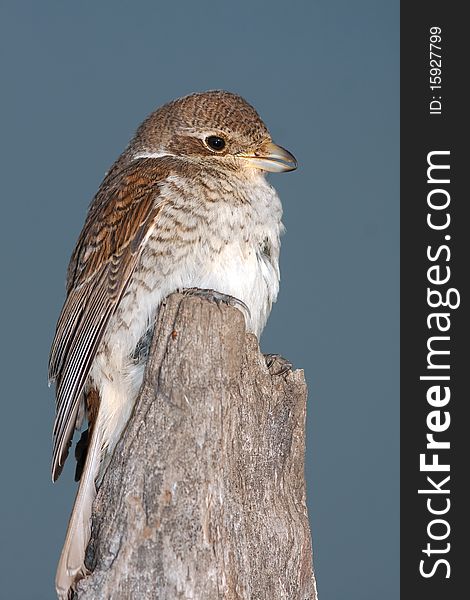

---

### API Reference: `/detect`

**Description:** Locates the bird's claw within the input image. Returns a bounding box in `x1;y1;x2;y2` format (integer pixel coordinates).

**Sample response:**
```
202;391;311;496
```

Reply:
264;353;293;376
181;288;251;318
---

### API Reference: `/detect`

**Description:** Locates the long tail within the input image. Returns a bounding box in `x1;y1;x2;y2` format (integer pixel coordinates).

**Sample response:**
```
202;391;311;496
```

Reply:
55;425;103;600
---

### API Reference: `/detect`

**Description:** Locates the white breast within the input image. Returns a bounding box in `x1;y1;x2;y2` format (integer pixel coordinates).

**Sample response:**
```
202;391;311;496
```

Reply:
159;172;283;337
89;170;283;456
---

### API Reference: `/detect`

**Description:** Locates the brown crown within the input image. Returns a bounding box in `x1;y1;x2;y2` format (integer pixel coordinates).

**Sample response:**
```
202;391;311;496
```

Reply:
131;90;270;152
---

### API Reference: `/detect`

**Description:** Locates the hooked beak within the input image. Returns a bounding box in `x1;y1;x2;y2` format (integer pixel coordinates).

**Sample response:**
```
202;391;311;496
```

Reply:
237;141;297;173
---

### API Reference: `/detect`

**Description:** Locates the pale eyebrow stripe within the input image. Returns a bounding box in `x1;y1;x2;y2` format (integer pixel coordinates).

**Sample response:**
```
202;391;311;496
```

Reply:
132;151;176;160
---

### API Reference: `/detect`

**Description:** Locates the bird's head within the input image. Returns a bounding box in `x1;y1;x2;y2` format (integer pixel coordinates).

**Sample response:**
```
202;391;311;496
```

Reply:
129;90;297;175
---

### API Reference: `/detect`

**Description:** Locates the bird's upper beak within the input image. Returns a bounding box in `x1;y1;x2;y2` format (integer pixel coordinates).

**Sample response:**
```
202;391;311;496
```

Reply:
237;141;297;173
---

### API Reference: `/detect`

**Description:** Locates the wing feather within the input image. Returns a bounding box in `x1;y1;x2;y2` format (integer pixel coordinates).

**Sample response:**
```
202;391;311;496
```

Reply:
49;159;169;480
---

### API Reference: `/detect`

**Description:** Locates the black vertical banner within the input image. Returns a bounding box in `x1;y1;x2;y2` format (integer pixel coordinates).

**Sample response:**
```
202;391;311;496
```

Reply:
401;3;468;599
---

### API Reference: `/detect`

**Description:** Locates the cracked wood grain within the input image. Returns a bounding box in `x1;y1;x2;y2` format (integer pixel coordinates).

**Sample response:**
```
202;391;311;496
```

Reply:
75;292;317;600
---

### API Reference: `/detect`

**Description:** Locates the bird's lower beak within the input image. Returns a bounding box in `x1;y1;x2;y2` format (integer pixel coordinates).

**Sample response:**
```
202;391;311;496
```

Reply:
237;141;297;173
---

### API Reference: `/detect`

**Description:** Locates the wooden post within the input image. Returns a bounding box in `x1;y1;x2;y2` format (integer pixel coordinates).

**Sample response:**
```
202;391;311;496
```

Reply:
75;293;318;599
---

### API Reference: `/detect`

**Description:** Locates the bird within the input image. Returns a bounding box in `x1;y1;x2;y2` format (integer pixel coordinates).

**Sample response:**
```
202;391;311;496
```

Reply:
49;90;297;599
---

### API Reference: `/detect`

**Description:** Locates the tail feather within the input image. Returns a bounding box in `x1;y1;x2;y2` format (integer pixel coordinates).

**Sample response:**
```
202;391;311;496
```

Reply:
55;425;103;600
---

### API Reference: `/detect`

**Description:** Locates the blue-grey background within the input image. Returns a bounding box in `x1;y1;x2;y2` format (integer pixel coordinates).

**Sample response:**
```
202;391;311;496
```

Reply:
0;1;399;598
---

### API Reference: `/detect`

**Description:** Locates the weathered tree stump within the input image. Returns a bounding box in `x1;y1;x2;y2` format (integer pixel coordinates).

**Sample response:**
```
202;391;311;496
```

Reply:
75;292;317;599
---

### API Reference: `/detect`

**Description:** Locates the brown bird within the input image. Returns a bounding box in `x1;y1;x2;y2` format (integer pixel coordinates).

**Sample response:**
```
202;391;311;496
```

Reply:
49;90;297;599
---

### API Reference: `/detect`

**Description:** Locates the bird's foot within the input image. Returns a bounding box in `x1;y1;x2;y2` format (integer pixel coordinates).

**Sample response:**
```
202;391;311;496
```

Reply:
264;353;293;376
181;288;250;317
132;325;154;364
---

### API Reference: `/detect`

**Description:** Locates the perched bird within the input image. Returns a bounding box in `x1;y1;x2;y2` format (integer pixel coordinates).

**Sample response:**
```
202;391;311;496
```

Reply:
49;90;296;599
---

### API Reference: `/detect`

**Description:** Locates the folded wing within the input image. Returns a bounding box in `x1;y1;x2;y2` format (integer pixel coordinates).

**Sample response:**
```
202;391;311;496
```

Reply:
49;159;169;480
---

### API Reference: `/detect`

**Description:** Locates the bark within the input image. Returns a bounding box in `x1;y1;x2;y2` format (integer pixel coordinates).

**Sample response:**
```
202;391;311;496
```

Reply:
75;292;317;600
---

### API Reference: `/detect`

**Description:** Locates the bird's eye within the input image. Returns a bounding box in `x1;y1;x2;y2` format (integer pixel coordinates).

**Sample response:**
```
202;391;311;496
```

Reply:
205;136;226;151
